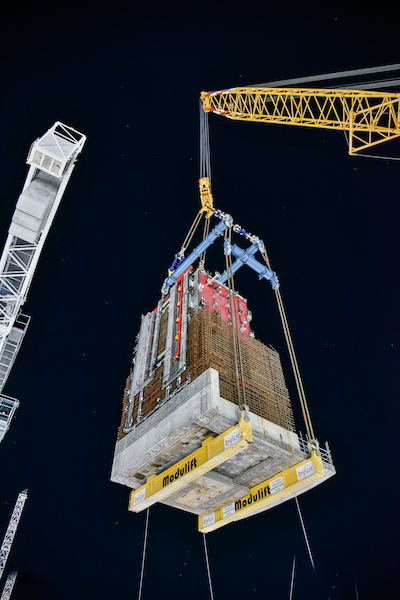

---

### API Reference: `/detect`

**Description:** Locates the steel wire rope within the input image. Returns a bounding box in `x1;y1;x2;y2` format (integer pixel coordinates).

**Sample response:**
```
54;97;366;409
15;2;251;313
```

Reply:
343;129;400;160
228;249;247;410
224;226;247;412
202;533;215;600
274;288;315;441
257;244;314;439
199;215;211;268
137;508;150;600
200;90;246;411
251;63;400;88
332;77;400;90
197;98;214;267
174;103;213;261
258;236;317;572
354;153;400;161
271;277;317;569
224;228;242;410
200;101;212;183
181;210;204;254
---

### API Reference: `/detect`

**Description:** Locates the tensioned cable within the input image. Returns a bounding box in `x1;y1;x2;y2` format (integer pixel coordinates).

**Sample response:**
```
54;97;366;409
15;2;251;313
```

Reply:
202;533;215;600
198;95;214;268
199;214;211;268
224;226;246;412
287;465;316;571
334;77;400;90
181;211;204;254
343;130;400;161
169;101;213;265
224;228;242;410
275;288;314;441
200;101;212;185
137;508;150;600
295;496;315;572
354;153;400;161
289;555;296;600
228;246;247;411
251;63;400;88
167;109;208;273
255;241;315;438
355;579;360;600
286;461;316;572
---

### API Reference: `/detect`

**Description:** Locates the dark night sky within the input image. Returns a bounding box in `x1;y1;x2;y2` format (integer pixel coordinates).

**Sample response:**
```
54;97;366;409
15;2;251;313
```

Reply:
0;2;399;599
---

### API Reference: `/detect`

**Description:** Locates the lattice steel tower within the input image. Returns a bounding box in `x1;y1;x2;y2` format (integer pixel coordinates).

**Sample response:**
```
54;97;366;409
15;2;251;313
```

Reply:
0;490;28;584
0;123;86;442
0;571;17;599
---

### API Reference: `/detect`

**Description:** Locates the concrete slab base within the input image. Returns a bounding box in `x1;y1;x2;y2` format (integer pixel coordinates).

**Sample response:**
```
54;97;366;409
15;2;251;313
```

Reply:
111;368;334;518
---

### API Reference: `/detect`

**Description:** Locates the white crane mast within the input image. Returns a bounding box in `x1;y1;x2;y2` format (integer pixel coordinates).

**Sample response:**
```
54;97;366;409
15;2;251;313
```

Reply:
0;571;17;599
0;490;28;583
0;122;86;442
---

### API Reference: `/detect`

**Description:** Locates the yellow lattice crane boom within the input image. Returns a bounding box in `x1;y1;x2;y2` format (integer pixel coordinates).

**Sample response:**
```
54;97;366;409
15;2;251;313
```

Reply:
200;87;400;154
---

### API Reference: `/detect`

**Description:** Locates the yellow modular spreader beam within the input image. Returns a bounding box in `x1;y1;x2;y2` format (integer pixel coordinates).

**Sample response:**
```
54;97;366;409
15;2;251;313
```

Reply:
199;449;325;533
201;87;400;154
128;417;252;513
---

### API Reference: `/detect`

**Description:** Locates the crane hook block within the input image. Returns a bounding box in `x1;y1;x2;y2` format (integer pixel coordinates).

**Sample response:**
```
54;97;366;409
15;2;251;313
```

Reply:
199;177;215;218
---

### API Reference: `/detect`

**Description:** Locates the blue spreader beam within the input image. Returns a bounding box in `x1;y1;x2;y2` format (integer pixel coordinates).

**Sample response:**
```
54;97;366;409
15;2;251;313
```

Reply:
217;243;279;289
163;219;279;291
164;219;226;288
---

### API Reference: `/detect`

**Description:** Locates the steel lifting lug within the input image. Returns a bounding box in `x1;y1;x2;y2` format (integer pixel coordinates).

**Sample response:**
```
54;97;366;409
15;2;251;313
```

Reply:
223;239;232;255
241;404;250;423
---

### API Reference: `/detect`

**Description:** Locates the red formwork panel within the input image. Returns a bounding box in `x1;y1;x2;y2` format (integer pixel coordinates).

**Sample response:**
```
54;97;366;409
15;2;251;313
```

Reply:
198;272;250;335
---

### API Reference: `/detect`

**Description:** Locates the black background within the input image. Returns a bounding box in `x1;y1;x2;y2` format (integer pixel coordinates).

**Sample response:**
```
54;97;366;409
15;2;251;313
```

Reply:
0;2;399;599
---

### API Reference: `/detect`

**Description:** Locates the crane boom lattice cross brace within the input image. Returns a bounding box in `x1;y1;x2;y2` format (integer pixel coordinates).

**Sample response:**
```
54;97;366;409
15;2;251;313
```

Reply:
201;87;400;154
0;490;28;583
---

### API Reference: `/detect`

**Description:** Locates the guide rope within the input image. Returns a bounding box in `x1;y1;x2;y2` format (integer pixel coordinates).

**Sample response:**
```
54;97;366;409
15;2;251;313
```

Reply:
355;579;360;600
137;508;150;600
295;496;315;572
289;555;296;600
202;533;215;600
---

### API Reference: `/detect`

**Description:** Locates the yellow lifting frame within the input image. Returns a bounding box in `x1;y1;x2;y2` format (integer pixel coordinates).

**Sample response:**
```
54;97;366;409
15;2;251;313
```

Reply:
128;417;253;513
200;87;400;155
199;449;325;533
